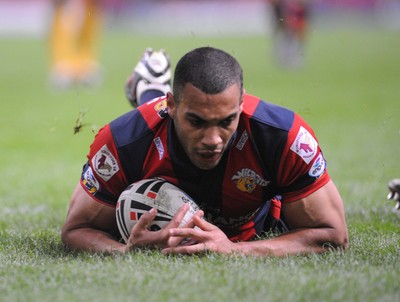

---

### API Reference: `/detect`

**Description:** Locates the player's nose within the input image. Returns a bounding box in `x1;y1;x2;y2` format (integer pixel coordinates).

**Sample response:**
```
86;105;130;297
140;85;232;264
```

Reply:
201;126;223;148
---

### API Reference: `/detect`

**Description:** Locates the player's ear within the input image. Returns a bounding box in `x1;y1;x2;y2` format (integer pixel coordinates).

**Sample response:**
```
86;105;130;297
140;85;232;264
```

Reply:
239;89;245;112
166;92;176;118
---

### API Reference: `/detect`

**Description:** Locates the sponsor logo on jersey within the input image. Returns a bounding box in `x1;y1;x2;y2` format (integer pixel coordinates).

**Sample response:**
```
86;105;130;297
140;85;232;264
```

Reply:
236;130;248;150
290;126;318;164
308;153;326;178
153;98;168;119
92;145;119;181
153;137;164;160
231;168;270;193
82;166;100;194
207;210;255;230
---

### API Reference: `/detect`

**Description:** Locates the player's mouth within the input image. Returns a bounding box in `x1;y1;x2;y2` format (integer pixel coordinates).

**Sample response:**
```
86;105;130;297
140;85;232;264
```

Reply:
197;150;223;163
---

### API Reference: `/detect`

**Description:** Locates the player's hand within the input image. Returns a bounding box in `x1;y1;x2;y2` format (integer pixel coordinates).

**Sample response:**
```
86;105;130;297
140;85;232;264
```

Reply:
161;216;237;255
124;204;202;252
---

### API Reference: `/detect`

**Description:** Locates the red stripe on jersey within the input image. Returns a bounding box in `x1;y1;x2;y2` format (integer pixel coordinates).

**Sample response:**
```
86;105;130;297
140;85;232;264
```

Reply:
283;174;330;202
277;114;309;185
270;197;281;220
137;97;168;131
87;124;129;200
242;94;261;117
141;120;175;182
277;113;330;202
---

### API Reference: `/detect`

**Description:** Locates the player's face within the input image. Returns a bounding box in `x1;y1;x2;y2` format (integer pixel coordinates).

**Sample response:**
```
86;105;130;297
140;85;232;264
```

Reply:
167;83;243;170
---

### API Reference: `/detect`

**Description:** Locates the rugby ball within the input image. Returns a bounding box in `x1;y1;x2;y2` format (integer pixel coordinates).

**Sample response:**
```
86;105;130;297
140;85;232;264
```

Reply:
116;178;200;243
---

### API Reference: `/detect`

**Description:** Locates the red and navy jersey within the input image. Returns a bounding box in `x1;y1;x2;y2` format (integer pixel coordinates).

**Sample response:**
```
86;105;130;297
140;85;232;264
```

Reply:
81;94;330;237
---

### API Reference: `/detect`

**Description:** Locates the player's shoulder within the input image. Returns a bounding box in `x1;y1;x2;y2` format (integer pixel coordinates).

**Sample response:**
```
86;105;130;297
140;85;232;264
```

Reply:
242;94;295;131
109;96;168;147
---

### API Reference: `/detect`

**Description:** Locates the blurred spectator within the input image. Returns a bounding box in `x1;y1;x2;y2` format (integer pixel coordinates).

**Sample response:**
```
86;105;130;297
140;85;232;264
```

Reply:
49;0;103;89
268;0;310;69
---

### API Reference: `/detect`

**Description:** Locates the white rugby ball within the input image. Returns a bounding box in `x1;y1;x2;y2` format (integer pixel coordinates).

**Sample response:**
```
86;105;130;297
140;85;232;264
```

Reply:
116;178;200;243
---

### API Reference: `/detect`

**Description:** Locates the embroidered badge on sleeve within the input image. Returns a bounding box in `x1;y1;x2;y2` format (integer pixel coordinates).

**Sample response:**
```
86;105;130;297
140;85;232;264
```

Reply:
290;126;318;164
92;145;120;181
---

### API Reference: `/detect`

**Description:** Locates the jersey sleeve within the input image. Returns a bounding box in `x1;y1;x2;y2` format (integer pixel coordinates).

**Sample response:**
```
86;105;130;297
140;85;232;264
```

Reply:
276;114;330;202
80;124;129;207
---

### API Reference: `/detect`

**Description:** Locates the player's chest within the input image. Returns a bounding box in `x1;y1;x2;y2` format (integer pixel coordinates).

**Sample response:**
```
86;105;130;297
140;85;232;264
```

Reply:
142;137;271;216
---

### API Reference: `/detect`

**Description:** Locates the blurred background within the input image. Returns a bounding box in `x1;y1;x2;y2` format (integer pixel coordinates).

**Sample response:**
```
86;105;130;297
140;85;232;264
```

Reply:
1;0;400;37
1;3;399;300
1;0;399;91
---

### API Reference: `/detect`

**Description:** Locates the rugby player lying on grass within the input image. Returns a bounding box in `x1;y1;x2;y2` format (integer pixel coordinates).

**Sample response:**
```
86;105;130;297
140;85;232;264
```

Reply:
62;47;348;256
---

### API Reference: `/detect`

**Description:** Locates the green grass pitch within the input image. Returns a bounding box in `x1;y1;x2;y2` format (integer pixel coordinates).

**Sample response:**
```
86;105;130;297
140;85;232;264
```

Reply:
0;28;399;301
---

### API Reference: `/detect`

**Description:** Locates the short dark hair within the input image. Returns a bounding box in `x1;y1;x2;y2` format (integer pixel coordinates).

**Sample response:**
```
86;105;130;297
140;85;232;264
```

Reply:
173;47;243;102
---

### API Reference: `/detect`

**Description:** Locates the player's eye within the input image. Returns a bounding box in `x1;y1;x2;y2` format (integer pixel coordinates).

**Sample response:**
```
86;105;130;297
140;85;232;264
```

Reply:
188;118;204;128
219;117;234;128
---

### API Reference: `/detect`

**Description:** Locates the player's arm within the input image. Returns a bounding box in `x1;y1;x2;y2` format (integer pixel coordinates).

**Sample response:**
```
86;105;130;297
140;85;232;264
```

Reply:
61;183;127;253
61;183;197;253
235;179;349;256
162;180;348;256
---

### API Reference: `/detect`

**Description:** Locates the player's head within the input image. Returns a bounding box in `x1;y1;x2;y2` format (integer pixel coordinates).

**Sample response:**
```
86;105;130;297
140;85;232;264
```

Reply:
167;47;244;170
172;46;243;102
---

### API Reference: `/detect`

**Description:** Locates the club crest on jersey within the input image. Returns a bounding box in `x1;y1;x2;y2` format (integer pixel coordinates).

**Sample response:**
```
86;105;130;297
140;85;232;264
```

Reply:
92;145;119;181
231;168;269;193
82;166;100;194
290;126;318;164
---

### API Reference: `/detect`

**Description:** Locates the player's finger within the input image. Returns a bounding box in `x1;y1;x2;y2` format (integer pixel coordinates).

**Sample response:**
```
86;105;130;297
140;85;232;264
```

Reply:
167;203;190;228
162;242;208;255
195;209;205;219
168;225;204;241
167;215;214;242
192;214;217;231
132;208;157;232
182;210;204;229
166;210;204;247
167;233;198;248
178;238;198;246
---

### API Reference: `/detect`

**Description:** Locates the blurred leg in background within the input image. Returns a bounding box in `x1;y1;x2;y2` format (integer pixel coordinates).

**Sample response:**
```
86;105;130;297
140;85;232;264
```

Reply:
49;0;103;90
269;0;310;69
